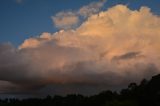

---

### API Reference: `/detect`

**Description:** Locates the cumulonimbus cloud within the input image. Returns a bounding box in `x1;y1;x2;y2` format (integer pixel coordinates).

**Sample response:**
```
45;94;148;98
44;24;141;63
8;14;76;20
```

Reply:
0;4;160;95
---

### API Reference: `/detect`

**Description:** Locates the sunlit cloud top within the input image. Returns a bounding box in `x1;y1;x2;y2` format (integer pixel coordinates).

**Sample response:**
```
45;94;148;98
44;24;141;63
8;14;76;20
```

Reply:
0;0;160;97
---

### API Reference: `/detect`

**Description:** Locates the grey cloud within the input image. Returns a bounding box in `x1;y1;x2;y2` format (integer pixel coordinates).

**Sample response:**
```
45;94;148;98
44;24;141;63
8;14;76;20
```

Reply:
78;0;106;17
0;43;159;96
112;51;141;60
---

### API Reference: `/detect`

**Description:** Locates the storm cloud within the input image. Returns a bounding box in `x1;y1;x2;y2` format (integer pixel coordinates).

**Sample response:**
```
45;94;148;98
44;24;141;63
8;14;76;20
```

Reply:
0;4;160;96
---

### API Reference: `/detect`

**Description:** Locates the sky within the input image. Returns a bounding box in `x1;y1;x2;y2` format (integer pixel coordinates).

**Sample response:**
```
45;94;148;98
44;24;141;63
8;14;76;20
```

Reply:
0;0;160;98
0;0;160;46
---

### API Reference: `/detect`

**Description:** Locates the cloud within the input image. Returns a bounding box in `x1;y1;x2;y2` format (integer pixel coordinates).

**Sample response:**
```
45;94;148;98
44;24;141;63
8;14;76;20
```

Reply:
52;0;106;29
15;0;23;4
52;12;80;30
0;81;19;94
112;51;141;60
0;4;160;96
78;0;106;17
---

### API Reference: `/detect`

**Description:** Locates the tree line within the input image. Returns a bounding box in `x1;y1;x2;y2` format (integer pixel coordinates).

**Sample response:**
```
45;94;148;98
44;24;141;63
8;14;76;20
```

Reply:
0;74;160;106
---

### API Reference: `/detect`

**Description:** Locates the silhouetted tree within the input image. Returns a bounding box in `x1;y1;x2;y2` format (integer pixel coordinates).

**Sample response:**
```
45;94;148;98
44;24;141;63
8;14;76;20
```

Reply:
1;74;160;106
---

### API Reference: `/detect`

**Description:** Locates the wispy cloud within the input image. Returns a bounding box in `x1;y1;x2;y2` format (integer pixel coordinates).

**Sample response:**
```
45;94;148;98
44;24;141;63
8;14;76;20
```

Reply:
52;11;79;30
52;0;106;29
15;0;23;4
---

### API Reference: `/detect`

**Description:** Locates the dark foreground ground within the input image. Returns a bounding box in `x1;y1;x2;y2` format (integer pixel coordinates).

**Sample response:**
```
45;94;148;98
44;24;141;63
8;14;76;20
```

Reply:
0;74;160;106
